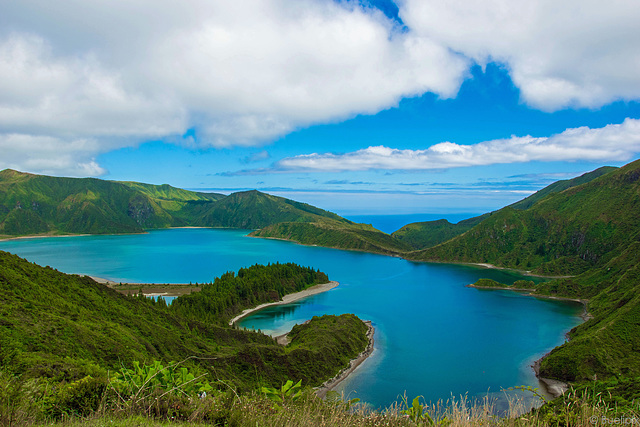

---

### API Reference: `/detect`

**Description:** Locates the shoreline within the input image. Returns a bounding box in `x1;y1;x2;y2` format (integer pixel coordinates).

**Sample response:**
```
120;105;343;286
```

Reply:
467;284;592;321
532;357;570;398
0;233;92;242
228;281;339;325
469;283;590;398
315;320;375;399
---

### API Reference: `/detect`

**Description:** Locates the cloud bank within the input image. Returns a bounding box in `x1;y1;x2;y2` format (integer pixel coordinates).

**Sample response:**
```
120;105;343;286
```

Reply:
273;118;640;171
1;0;639;175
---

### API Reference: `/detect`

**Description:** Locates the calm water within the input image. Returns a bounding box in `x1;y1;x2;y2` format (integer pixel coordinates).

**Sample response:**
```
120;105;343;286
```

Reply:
0;229;583;408
345;213;483;234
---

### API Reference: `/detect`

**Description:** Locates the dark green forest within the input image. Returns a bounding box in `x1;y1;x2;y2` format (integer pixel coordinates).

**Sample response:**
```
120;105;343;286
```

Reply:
171;263;328;324
0;251;367;393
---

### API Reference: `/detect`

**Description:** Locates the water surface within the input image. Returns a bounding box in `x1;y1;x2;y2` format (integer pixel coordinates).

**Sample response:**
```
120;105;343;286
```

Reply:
0;229;583;408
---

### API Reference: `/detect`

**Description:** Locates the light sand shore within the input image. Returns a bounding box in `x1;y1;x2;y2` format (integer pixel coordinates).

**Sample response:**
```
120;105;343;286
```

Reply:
0;233;91;242
315;320;375;399
532;357;569;398
228;281;339;325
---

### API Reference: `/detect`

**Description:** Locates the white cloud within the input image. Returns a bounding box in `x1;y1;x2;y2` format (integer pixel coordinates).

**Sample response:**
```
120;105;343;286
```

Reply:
399;0;640;110
0;134;107;177
0;0;468;175
2;0;640;176
274;118;640;171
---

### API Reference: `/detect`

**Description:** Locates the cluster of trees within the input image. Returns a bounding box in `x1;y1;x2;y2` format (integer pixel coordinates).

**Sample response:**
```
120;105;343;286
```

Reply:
171;263;328;324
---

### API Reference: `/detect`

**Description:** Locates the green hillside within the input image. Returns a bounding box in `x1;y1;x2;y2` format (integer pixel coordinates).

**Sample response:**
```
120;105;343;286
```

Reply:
0;170;173;235
509;166;617;210
197;190;348;229
392;219;475;250
0;250;368;391
0;170;368;237
535;242;640;382
410;159;640;385
250;220;413;255
408;160;638;276
392;167;617;250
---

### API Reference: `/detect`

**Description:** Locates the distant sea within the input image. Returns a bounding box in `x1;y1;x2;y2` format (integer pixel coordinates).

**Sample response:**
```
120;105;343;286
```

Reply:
345;213;483;234
0;229;582;409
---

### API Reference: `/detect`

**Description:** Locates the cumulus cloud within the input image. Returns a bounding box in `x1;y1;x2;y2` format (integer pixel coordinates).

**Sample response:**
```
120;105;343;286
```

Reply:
0;0;468;175
399;0;640;110
0;134;107;177
1;0;640;176
273;118;640;171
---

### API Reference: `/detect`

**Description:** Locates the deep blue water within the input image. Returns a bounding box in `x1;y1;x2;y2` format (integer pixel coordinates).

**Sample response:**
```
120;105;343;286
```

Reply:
0;229;582;409
345;213;483;234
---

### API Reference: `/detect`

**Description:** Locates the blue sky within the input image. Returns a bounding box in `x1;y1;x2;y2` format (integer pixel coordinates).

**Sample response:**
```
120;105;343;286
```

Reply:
2;0;640;216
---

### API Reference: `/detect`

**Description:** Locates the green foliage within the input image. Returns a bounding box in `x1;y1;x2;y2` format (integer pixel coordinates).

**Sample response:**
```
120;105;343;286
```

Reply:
408;162;633;276
0;251;368;394
470;278;505;288
533;382;640;427
46;375;106;418
325;390;360;410
0;170;357;237
392;219;474;250
109;360;213;408
171;262;329;324
260;379;302;409
251;220;412;255
401;395;435;425
390;167;615;251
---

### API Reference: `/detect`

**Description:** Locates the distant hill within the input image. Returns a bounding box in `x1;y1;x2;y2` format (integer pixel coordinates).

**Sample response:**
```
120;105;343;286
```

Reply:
0;169;174;235
251;220;413;255
392;166;618;251
391;219;475;250
196;190;349;229
0;170;362;237
407;160;638;276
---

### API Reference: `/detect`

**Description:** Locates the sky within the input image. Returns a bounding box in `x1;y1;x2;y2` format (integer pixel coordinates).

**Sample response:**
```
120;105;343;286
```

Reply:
1;0;640;216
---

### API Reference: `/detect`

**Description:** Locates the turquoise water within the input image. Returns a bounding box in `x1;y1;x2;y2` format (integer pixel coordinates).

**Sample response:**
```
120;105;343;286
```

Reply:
345;213;482;234
0;229;583;409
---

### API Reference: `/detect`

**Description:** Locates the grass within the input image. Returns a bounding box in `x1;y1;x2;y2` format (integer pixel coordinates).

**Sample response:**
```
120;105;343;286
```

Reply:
5;381;639;427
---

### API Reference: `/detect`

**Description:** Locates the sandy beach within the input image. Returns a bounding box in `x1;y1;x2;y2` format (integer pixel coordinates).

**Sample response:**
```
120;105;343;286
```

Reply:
228;281;339;325
315;320;375;398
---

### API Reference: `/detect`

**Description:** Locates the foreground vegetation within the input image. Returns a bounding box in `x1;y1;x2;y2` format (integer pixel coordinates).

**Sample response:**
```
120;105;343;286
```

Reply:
2;368;638;427
0;251;369;395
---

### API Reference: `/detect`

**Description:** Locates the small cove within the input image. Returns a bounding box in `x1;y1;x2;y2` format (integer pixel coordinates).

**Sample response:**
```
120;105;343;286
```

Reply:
0;228;584;409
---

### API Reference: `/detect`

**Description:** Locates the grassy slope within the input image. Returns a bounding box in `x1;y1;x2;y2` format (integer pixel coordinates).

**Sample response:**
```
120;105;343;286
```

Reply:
535;242;640;382
392;219;475;250
0;251;369;390
0;170;173;235
0;170;372;238
250;220;413;255
408;161;638;276
392;167;617;251
197;190;349;229
411;160;640;383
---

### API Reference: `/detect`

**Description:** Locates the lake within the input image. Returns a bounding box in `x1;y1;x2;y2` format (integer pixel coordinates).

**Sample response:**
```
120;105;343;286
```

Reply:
0;228;583;409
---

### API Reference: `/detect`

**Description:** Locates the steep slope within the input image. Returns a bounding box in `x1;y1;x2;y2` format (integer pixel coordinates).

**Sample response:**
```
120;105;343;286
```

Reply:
251;220;413;255
392;167;617;250
392;219;475;250
197;190;350;229
408;160;639;275
0;251;369;389
119;181;225;225
535;242;640;381
509;166;617;210
0;170;370;237
0;170;173;235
